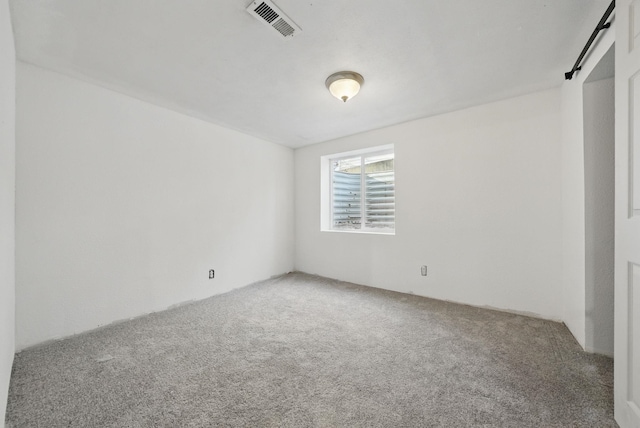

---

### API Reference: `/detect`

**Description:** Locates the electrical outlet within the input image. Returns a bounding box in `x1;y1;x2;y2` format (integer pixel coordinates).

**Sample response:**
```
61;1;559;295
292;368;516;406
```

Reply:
209;269;215;279
421;265;427;276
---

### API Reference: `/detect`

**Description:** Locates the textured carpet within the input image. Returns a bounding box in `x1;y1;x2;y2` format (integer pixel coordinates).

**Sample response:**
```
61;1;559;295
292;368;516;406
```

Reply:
6;272;615;427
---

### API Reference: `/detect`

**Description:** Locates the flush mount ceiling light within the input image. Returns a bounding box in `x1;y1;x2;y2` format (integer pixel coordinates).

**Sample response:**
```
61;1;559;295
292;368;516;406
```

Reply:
325;71;364;103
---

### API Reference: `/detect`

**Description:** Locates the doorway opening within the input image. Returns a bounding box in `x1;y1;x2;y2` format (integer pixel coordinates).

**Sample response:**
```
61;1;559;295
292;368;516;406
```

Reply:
582;43;615;356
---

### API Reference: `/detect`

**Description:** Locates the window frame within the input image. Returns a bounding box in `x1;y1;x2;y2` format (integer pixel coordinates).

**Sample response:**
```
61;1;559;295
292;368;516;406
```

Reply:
321;144;395;235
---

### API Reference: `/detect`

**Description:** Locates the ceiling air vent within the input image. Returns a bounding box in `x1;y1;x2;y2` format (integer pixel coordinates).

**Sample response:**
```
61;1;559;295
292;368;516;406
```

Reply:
246;0;301;39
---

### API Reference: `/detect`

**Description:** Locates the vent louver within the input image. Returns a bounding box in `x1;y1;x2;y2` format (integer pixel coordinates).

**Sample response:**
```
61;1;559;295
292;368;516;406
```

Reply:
246;0;301;39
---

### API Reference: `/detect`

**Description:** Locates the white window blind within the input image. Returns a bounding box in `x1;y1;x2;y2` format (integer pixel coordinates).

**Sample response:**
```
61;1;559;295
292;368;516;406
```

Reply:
330;150;394;232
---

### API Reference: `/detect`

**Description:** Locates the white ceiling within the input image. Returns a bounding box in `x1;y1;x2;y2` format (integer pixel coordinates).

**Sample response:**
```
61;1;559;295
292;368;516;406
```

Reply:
9;0;612;148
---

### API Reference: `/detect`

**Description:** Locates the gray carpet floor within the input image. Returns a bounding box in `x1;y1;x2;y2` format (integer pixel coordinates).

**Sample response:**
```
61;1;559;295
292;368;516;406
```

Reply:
6;272;615;427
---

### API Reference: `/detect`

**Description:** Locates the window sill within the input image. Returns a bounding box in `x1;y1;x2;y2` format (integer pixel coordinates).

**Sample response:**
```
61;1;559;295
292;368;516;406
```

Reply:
321;229;395;236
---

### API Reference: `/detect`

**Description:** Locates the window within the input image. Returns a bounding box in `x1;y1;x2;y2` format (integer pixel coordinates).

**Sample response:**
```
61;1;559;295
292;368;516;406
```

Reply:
321;145;395;234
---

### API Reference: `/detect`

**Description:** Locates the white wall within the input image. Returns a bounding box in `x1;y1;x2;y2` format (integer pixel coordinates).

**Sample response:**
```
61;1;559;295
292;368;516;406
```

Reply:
296;89;563;320
561;27;615;349
583;77;614;356
0;0;15;425
15;62;294;350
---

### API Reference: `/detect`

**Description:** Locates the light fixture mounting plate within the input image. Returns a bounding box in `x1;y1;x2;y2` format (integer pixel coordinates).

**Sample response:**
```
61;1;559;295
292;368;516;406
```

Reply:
325;71;365;89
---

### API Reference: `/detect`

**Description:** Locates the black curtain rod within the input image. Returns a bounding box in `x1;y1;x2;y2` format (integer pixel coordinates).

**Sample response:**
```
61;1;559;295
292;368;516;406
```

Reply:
565;0;615;80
